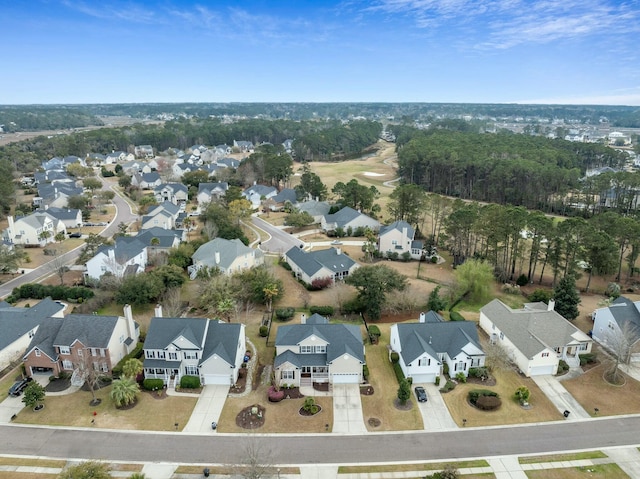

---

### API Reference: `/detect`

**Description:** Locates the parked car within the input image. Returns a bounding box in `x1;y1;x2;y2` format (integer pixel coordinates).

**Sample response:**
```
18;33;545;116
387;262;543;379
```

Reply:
8;377;32;397
68;232;82;238
414;386;428;403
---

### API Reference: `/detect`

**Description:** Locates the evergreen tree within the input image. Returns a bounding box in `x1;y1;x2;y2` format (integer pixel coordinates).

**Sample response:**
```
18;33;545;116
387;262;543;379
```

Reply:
553;276;580;321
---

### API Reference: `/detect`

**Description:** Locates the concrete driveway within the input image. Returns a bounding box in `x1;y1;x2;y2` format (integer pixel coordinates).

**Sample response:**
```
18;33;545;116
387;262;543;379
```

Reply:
415;383;458;430
332;384;366;433
0;394;25;423
182;385;229;433
532;375;590;420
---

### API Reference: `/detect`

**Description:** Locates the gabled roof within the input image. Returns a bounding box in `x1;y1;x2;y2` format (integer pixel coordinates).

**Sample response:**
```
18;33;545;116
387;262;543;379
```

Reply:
13;212;58;230
154;183;188;194
53;314;120;349
275;323;364;364
243;184;277;197
306;313;329;325
144;317;208;350
395;321;482;365
481;299;590;358
136;228;182;247
0;298;64;352
139;172;161;183
296;200;331;217
24;316;65;360
217;157;239;168
147;201;180;217
273;188;297;204
200;321;242;366
97;236;147;264
601;296;640;339
323;206;378;229
198;182;229;195
284;246;357;277
192;237;262;270
379;220;415;238
44;207;81;221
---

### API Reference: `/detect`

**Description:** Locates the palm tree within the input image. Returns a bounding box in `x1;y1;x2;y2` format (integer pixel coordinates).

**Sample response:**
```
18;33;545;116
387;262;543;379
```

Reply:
110;376;139;408
122;358;143;379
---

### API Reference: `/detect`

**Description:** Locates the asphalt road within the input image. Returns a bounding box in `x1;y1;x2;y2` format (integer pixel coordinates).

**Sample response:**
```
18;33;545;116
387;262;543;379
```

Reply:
0;177;138;298
2;416;640;465
251;215;304;254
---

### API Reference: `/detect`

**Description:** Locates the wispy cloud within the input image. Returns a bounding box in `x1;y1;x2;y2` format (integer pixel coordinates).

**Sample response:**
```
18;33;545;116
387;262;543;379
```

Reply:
365;0;640;48
61;0;159;23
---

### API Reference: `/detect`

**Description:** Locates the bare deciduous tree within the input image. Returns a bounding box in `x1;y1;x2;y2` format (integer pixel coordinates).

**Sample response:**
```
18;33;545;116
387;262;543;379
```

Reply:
603;321;640;385
162;287;184;317
234;438;276;479
483;340;514;373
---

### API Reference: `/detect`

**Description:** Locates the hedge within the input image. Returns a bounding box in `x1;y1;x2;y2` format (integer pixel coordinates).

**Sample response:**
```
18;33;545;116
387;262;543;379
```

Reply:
579;353;597;366
8;284;94;303
275;307;295;321
392;362;405;385
449;311;465;321
142;378;164;391
368;325;381;337
363;365;369;381
180;375;201;389
309;305;334;316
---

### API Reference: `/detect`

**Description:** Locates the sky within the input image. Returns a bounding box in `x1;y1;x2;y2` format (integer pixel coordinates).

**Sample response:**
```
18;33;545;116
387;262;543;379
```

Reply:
1;0;640;105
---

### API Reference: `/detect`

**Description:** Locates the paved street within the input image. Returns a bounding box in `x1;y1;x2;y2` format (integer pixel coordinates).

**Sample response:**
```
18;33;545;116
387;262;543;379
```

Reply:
251;215;304;254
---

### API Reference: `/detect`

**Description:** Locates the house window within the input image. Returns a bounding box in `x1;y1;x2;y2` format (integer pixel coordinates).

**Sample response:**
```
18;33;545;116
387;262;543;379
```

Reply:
157;351;166;359
169;352;178;360
184;351;198;360
120;335;125;343
499;332;504;340
608;321;615;330
93;362;100;370
99;349;105;357
77;349;83;357
62;360;73;370
146;351;156;359
185;365;198;375
418;358;431;366
101;363;109;372
35;349;41;357
542;352;549;357
59;346;70;355
281;370;294;380
300;345;312;354
316;345;326;353
579;343;588;351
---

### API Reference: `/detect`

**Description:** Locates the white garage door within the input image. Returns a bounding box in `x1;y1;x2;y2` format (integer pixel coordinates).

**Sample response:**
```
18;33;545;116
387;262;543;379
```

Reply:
332;373;360;384
528;365;555;376
411;373;437;384
201;374;229;385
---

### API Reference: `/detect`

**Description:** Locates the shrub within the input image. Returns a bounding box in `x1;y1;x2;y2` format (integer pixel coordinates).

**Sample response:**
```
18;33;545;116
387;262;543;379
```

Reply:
468;367;489;379
142;378;164;391
449;311;465;321
368;325;381;338
259;325;268;337
112;343;144;378
468;389;501;410
390;352;399;363
309;305;334;316
514;386;530;404
180;375;201;389
579;352;597;366
303;397;319;414
280;260;292;271
8;284;94;303
362;365;369;381
515;274;529;286
310;277;333;290
455;372;467;383
443;363;449;376
557;359;570;374
400;252;412;262
392;362;405;384
528;289;552;304
268;386;285;402
397;378;411;404
435;376;440;386
275;307;295;321
439;380;456;393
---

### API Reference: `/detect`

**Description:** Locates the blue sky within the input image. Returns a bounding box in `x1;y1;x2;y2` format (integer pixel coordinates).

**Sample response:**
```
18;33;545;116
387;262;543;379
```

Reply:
1;0;639;105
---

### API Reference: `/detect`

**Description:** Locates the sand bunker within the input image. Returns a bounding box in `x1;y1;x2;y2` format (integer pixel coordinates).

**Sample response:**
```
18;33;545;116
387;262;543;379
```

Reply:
363;171;385;177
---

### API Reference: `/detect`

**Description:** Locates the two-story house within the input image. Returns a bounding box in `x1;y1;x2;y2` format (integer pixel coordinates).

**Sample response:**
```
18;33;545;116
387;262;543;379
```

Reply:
189;238;264;279
3;213;66;247
85;236;148;280
154;183;189;206
140;201;181;230
378;220;424;260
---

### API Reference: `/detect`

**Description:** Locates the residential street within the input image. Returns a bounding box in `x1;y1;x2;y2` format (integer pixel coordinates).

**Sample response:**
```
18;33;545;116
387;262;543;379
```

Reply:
251;214;304;254
2;416;640;466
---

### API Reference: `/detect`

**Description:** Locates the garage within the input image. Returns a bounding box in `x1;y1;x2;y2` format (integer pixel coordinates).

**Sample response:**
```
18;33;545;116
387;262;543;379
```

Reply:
528;364;556;376
331;373;360;384
201;374;230;385
410;373;437;384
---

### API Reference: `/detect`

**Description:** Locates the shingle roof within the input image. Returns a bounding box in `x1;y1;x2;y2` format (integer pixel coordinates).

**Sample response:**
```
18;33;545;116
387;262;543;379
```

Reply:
24;317;64;360
154;183;188;195
243;184;277;197
144;317;208;350
273;188;297;203
148;201;180;217
53;314;120;349
0;298;64;352
604;296;640;339
200;321;242;366
198;182;229;194
136;228;182;247
296;201;330;217
192;238;262;270
379;220;415;238
481;299;589;358
284;246;356;277
395;321;482;365
44;207;81;221
275;323;364;364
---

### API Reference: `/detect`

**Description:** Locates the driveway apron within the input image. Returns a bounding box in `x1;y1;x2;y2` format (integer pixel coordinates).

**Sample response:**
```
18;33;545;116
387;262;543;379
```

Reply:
532;375;590;420
332;384;366;433
416;383;458;430
182;384;229;433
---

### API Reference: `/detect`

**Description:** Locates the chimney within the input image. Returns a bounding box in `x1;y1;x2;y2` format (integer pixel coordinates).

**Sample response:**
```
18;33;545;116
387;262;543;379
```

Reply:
154;304;163;318
301;313;307;324
429;336;432;345
215;251;220;264
7;216;14;236
123;304;135;341
419;312;426;323
548;299;555;312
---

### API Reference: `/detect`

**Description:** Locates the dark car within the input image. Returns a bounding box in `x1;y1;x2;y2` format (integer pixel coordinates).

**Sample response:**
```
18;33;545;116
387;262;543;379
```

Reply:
8;377;32;397
414;386;428;403
68;232;82;238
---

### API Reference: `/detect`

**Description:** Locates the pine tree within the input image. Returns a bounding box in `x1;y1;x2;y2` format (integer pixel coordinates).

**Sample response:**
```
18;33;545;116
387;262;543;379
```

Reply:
553;276;580;321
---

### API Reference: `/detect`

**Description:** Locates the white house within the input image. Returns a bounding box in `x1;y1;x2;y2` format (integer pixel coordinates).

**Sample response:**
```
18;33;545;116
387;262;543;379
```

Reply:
378;220;424;260
197;182;229;206
0;298;65;372
390;312;485;383
242;184;278;209
85;237;148;280
154;183;188;206
189;238;264;279
140;201;181;230
131;172;162;189
479;299;593;376
592;296;640;360
3;213;67;247
43;207;83;229
274;314;365;387
143;311;246;387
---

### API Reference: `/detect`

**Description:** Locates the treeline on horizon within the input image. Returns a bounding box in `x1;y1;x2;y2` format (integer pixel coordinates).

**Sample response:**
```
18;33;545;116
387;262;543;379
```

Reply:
2;102;640;129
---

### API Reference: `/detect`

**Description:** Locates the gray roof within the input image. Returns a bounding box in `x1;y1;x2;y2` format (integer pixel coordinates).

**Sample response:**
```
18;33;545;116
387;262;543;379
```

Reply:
284;246;357;277
98;236;147;264
140;172;161;183
0;298;64;352
273;188;298;204
198;182;229;194
323;206;376;229
24;316;65;360
154;183;188;195
275;323;364;364
53;314;120;349
481;299;587;358
200;321;243;366
605;296;640;340
379;220;415;238
14;212;58;230
148;201;180;217
395;320;482;365
43;207;81;221
296;200;330;217
306;313;329;325
192;238;262;270
243;184;277;197
217;157;239;168
136;228;182;248
145;317;208;350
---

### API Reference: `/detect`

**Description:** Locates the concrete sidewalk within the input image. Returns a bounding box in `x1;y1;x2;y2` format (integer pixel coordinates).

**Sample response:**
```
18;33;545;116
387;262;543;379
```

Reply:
332;384;367;433
532;375;591;420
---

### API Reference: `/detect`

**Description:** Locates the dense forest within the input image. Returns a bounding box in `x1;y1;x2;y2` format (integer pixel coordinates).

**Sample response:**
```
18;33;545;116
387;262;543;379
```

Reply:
394;126;626;212
0;107;102;132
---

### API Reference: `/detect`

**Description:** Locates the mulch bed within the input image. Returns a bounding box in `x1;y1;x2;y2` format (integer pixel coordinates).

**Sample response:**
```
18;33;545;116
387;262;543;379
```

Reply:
393;398;414;410
236;404;266;429
282;387;304;399
229;372;247;394
45;378;71;392
115;399;138;411
466;376;497;387
145;388;168;400
360;385;374;395
368;417;381;427
81;378;111;392
299;405;323;416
